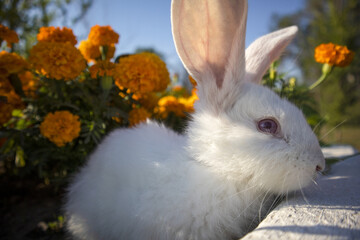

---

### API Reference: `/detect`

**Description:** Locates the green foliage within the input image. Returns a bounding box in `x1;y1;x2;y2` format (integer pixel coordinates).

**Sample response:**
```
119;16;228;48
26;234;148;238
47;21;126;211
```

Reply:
46;215;65;232
262;62;324;132
0;0;93;54
272;0;360;126
0;46;194;187
1;73;130;184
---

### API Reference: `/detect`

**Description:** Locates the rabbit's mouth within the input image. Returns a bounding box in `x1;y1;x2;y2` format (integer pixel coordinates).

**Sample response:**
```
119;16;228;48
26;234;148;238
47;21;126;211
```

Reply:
253;158;323;195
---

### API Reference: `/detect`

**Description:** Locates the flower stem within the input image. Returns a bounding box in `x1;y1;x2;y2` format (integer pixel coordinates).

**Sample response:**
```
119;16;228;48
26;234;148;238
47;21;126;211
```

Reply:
309;63;333;90
99;45;108;61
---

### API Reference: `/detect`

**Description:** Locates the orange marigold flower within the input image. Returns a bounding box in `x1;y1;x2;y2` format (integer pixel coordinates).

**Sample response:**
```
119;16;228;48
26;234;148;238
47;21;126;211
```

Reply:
0;51;28;76
40;110;81;147
0;90;24;125
116;88;159;110
314;43;354;67
132;92;159;111
156;96;187;118
139;92;159;111
0;76;14;93
88;25;119;46
18;71;39;97
128;107;150;127
78;39;115;62
0;25;19;47
29;42;86;81
37;26;77;45
115;52;170;94
0;101;15;125
89;60;116;78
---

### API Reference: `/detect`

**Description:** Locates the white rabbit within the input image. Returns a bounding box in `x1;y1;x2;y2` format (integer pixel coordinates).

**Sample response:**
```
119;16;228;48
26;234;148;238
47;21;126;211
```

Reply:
65;0;325;239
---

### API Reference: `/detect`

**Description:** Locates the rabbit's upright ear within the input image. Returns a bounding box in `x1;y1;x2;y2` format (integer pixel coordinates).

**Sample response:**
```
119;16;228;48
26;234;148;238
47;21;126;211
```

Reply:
171;0;248;113
245;26;298;84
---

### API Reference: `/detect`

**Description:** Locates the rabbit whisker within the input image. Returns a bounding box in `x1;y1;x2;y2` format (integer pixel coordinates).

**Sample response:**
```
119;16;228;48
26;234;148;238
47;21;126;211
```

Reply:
285;49;302;74
258;188;272;222
244;189;273;234
213;184;258;207
311;178;318;186
319;119;347;141
312;116;326;133
246;190;267;232
234;191;267;221
246;188;273;233
280;171;290;206
297;175;310;205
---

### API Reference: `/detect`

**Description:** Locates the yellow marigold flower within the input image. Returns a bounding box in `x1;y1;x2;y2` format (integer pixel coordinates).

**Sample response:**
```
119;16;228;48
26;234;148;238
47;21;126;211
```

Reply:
88;25;119;46
0;90;24;125
178;88;198;113
0;51;28;76
40;111;81;147
115;52;170;94
18;71;39;97
314;43;354;67
128;107;150;127
0;25;19;47
156;96;187;118
37;26;77;45
89;60;116;78
78;39;115;62
30;42;86;81
156;89;198;118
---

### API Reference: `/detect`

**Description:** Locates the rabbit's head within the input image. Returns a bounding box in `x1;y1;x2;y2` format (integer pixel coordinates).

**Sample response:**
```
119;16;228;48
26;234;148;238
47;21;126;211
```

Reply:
171;0;325;194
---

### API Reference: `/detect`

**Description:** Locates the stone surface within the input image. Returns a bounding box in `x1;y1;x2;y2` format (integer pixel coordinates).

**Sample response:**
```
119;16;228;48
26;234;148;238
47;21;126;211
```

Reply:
241;151;360;240
322;145;358;159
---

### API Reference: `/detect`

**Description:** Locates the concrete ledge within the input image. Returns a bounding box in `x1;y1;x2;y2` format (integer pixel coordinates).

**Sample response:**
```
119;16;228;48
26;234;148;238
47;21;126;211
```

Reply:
241;153;360;240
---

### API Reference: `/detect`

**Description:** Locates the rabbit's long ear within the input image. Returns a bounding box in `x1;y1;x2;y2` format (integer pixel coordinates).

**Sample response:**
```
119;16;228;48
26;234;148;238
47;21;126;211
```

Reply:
171;0;247;113
245;26;298;84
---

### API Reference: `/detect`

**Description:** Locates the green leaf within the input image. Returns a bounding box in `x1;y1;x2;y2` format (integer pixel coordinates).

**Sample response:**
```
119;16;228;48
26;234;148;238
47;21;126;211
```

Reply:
15;146;26;167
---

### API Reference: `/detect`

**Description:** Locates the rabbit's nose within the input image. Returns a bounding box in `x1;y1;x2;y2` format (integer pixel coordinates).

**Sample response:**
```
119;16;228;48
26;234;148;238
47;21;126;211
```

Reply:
316;165;323;172
315;153;326;172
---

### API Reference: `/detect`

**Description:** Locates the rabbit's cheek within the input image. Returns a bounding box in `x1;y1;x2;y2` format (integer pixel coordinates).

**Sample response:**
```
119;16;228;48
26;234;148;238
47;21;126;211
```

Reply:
254;151;318;194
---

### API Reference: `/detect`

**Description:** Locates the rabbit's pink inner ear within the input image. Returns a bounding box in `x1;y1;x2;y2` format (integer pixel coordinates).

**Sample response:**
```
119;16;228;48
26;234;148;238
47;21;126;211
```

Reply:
245;26;298;84
172;0;248;89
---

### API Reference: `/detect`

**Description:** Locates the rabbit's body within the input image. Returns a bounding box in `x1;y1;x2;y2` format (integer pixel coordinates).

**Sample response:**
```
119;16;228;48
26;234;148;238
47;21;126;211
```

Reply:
66;89;279;239
66;120;271;240
66;0;325;239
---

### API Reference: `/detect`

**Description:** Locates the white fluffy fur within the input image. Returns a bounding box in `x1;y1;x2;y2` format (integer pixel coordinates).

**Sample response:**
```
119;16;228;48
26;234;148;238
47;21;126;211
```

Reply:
65;0;325;239
66;121;274;239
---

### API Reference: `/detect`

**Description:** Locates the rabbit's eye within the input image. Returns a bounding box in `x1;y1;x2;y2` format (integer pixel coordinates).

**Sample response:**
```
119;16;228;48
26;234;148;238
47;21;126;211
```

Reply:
257;118;279;135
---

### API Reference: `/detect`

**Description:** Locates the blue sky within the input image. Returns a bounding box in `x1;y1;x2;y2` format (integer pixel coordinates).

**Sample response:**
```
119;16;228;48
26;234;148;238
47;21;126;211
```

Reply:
67;0;304;74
